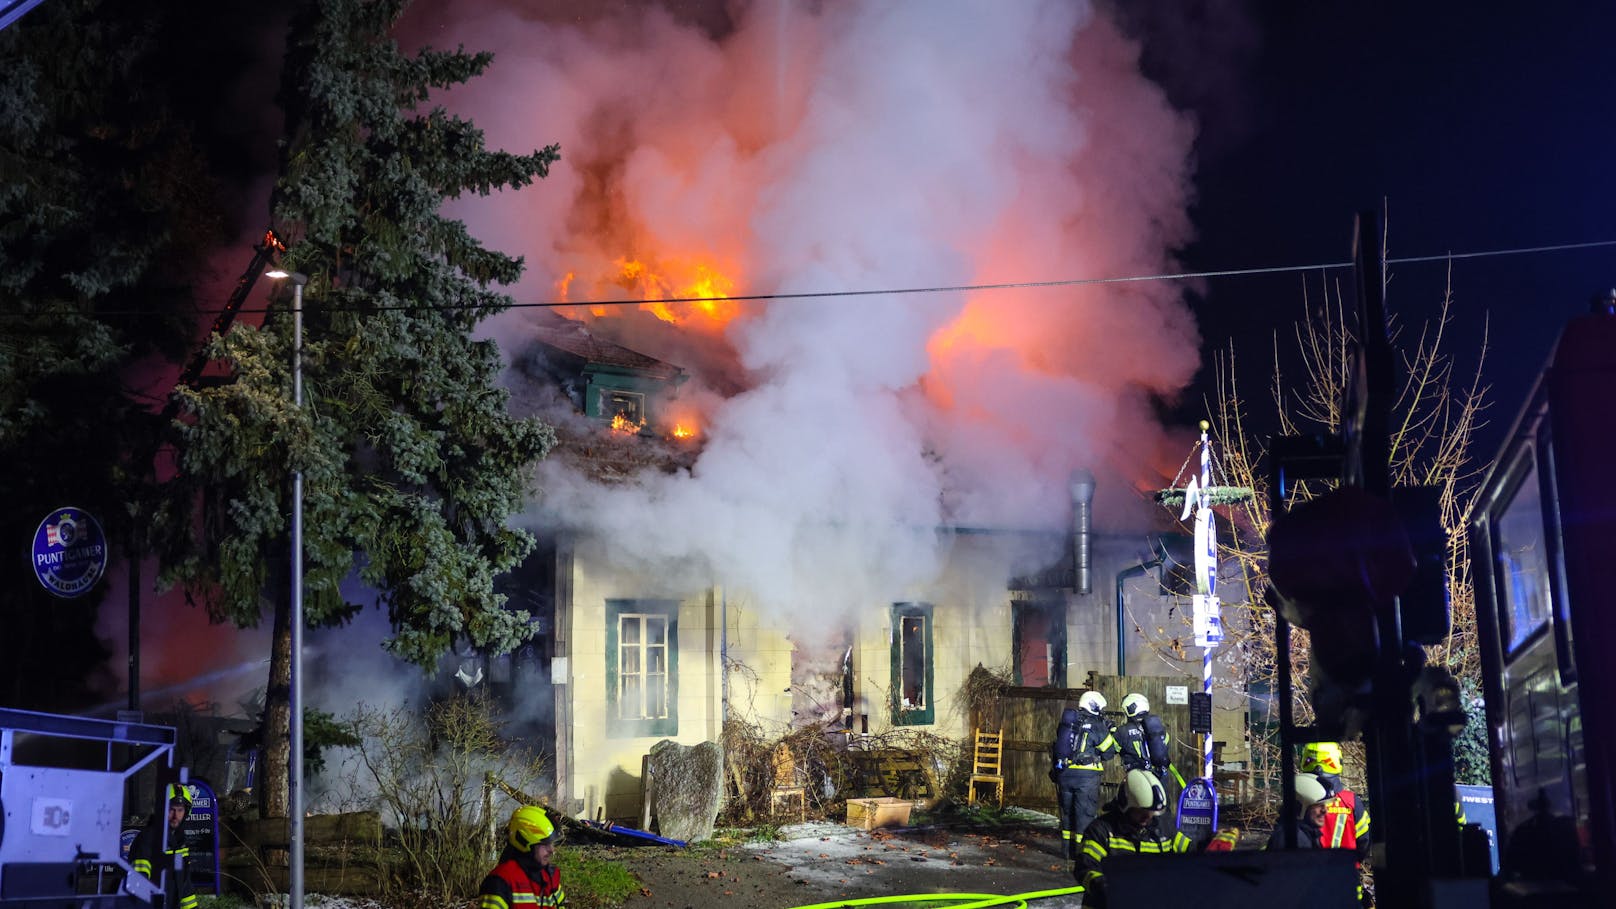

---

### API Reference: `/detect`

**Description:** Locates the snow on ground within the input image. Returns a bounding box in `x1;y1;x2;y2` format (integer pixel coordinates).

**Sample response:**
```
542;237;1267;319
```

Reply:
745;809;1064;889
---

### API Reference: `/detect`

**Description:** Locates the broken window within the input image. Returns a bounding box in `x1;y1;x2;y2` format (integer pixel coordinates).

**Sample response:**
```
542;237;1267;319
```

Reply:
889;602;934;725
1012;598;1067;687
788;629;855;730
606;599;679;737
600;388;645;425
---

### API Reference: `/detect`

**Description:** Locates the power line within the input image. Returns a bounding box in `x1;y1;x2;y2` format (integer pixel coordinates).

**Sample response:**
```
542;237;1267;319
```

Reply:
6;237;1615;320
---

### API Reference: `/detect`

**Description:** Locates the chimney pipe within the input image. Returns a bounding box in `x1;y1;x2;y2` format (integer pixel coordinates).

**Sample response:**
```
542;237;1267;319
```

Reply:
1071;470;1095;594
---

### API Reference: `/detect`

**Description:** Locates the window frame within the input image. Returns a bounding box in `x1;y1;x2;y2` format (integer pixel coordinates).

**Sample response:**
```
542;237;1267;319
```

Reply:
600;388;646;425
605;598;680;738
1011;598;1067;687
1491;445;1554;656
889;602;935;726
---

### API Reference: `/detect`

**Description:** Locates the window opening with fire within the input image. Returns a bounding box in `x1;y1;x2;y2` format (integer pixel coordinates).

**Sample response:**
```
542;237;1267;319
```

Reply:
601;389;645;428
889;602;934;725
606;599;679;737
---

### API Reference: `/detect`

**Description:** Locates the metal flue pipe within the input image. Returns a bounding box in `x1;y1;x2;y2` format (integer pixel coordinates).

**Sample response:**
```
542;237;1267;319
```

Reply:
1070;470;1094;595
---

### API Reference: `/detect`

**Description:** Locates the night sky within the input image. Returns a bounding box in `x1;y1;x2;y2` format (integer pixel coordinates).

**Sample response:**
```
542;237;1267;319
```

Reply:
1157;1;1616;458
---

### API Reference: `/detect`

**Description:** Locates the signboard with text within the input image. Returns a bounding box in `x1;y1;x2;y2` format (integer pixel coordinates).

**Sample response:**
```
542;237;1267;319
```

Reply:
178;779;221;894
30;506;108;598
1189;692;1213;734
1176;777;1219;846
1193;594;1223;647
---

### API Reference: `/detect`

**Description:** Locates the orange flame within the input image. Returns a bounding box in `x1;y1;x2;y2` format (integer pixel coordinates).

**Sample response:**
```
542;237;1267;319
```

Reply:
611;256;739;330
610;413;644;434
671;423;696;440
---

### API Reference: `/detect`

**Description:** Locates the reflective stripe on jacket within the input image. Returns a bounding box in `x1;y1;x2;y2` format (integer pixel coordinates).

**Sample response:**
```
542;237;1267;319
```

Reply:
481;856;566;909
129;824;197;909
1059;715;1118;769
1078;811;1192;898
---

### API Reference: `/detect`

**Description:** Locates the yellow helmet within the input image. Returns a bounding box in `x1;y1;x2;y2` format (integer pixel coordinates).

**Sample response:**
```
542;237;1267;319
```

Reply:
1300;742;1343;776
165;783;193;811
508;805;555;851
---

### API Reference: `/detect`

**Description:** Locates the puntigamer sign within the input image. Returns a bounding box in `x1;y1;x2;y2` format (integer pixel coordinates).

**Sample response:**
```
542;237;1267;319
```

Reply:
31;507;108;598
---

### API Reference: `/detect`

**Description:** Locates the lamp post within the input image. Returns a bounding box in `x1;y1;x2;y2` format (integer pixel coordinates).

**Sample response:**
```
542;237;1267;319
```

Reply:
267;268;308;909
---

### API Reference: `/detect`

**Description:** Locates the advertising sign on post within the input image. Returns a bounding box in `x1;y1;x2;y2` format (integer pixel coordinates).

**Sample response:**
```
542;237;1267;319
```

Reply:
30;506;109;598
1176;777;1219;847
179;780;221;894
1192;594;1223;648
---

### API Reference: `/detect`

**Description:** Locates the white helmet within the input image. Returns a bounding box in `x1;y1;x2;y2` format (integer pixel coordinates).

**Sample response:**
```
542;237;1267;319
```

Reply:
1295;773;1329;813
1078;691;1106;714
1124;769;1167;812
1122;693;1149;718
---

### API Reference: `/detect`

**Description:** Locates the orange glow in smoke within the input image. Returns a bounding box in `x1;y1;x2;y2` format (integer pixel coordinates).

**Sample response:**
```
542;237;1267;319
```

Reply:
613;256;739;329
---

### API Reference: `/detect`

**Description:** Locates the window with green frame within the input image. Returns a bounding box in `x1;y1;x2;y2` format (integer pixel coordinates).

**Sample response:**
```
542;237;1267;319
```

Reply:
605;599;679;738
889;602;934;725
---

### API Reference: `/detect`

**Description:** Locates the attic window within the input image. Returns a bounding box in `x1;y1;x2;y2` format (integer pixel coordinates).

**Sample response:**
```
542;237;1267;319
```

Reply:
601;389;645;425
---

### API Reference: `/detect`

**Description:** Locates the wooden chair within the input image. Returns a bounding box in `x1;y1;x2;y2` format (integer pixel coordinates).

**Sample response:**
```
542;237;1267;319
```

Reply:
768;745;807;821
967;728;1005;807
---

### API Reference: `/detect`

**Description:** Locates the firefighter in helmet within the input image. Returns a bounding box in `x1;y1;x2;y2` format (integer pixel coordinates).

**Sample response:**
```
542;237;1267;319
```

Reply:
1116;693;1186;789
130;783;198;909
479;805;566;909
1051;691;1120;861
1301;741;1370;862
1076;769;1193;907
1265;773;1331;850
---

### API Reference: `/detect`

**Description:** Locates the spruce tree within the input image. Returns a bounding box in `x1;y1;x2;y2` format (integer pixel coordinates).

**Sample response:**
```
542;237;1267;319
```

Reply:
0;0;220;711
167;0;558;817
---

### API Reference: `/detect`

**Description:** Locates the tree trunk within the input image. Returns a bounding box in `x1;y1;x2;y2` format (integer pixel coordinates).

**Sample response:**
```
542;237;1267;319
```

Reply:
262;592;292;819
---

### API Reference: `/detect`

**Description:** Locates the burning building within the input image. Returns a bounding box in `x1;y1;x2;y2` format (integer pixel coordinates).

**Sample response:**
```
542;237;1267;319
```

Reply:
463;316;1243;823
403;0;1244;821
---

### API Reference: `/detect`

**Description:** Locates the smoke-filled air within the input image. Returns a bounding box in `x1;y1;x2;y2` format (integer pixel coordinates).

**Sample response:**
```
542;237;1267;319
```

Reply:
423;0;1203;626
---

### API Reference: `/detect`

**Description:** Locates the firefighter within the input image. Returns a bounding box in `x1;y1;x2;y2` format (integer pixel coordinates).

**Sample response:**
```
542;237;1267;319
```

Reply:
1265;773;1330;850
1116;693;1186;789
1051;692;1119;861
479;805;567;909
1076;769;1193;907
130;783;198;909
1301;741;1370;863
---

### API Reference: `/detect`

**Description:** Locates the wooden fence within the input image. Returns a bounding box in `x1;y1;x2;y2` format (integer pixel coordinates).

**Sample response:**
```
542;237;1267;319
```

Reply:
968;672;1201;811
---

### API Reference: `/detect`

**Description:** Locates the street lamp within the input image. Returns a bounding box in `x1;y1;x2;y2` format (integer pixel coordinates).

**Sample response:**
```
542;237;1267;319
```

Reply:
266;268;307;909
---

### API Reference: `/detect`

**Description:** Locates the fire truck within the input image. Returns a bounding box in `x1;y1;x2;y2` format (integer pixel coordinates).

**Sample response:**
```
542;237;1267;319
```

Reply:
1469;298;1616;906
0;708;186;909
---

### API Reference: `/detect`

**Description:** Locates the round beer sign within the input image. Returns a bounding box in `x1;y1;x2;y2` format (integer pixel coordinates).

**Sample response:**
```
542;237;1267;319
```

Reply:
31;506;109;598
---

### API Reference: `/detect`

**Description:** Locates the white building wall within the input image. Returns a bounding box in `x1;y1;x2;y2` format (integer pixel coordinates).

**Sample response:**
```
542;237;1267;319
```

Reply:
561;530;1243;823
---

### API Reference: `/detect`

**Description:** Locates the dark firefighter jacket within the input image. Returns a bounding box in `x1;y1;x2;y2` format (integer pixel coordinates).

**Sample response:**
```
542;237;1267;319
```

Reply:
129;819;197;909
1077;809;1193;907
1116;713;1185;785
1054;710;1118;772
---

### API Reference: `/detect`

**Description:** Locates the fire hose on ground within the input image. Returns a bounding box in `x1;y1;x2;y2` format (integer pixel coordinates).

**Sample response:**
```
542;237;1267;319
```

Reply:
786;883;1085;909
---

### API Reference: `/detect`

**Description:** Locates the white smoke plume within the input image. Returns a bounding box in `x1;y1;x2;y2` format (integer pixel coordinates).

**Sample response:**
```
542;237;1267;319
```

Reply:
412;0;1202;627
